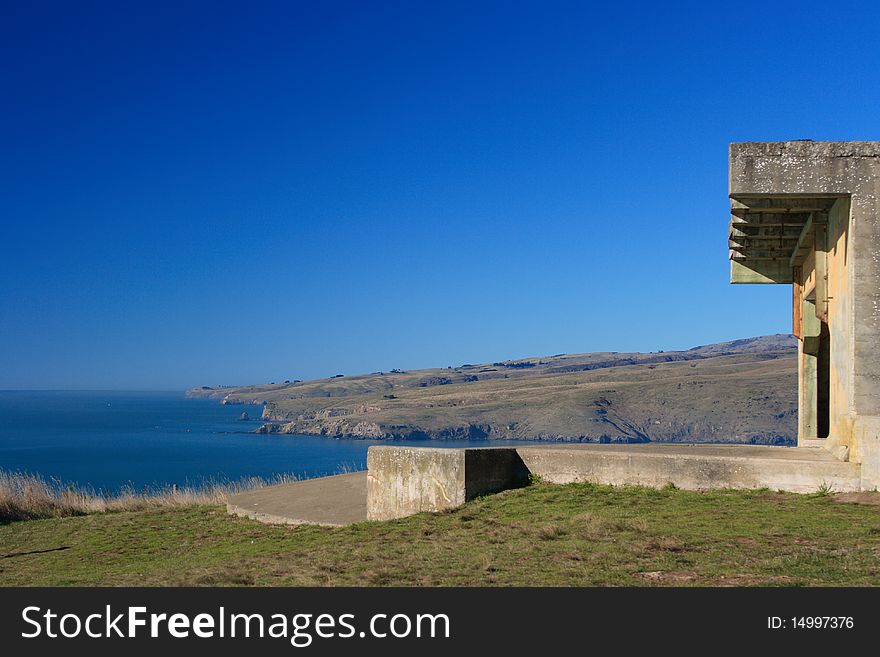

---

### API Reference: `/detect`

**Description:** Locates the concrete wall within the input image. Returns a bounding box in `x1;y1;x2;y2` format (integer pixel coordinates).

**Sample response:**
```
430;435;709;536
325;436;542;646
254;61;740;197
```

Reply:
797;301;819;442
855;417;880;489
516;445;861;493
826;198;855;453
366;445;864;520
366;446;529;521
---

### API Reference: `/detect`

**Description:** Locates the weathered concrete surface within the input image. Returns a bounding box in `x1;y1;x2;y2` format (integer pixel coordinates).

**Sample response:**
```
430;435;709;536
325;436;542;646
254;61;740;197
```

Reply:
367;446;529;520
728;141;880;487
367;447;465;521
854;416;880;490
516;443;862;493
226;471;366;526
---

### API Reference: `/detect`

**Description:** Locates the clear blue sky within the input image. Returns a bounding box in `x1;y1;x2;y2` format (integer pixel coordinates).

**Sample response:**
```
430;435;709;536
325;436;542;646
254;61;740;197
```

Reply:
2;1;878;390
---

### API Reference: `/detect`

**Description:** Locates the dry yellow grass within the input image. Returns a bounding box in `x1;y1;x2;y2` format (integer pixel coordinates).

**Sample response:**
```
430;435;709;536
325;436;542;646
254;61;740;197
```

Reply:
0;470;296;523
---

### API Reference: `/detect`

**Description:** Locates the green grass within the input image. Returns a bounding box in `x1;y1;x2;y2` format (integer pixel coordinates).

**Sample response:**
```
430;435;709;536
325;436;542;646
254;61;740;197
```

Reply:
2;482;879;586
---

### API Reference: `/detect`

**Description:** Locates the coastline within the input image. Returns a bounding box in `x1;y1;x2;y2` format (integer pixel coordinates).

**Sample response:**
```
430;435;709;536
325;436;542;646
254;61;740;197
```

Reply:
186;335;799;446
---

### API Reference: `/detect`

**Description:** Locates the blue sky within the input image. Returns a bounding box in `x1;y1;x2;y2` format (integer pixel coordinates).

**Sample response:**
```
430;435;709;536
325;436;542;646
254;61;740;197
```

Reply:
2;1;879;389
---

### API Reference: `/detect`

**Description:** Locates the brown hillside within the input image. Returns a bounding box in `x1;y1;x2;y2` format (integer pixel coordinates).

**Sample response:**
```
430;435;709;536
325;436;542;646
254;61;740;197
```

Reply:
187;335;797;445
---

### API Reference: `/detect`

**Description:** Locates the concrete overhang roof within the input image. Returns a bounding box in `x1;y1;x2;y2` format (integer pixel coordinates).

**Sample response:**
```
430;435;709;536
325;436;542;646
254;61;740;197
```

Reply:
728;194;841;284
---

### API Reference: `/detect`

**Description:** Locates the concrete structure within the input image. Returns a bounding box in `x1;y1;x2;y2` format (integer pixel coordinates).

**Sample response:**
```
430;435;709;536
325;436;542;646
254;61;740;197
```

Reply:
227;442;863;526
367;446;530;520
729;141;880;489
365;443;861;520
515;443;859;491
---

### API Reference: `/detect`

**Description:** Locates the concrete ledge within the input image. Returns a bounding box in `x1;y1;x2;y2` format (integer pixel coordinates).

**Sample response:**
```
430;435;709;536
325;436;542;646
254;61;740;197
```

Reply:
366;446;529;520
516;444;862;494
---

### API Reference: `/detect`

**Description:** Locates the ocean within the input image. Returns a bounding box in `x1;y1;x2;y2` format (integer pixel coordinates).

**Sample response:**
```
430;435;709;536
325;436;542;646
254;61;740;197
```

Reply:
0;390;529;492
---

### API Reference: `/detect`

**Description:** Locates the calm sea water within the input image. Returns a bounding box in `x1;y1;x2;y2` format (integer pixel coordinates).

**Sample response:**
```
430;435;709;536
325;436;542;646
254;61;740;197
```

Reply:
0;391;530;492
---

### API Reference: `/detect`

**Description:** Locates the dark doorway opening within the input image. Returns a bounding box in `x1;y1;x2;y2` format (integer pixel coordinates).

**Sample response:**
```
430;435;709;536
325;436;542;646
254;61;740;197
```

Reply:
817;321;830;439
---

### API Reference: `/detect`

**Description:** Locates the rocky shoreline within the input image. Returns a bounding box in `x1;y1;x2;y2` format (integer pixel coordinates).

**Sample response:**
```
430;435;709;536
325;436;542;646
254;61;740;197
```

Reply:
251;418;793;445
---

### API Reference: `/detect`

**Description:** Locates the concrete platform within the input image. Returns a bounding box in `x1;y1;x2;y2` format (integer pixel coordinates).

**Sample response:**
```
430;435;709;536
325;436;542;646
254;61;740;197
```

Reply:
226;471;367;526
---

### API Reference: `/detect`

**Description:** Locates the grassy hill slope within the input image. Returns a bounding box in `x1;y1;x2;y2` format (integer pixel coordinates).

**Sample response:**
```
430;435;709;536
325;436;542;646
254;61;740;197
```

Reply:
3;483;879;586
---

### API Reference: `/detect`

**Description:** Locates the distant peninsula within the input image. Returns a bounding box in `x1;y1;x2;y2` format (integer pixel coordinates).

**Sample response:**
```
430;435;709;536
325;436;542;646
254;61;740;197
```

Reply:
186;335;797;445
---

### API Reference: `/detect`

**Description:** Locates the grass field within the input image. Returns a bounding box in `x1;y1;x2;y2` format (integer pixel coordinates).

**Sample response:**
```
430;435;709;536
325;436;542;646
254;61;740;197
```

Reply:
2;482;879;586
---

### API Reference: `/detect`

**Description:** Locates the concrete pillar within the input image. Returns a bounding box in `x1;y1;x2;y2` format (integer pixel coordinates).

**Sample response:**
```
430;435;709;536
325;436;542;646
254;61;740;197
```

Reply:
799;299;820;443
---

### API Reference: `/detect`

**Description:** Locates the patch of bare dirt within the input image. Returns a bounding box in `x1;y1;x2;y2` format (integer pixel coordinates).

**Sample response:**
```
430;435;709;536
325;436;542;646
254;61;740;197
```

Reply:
711;574;795;586
752;492;793;503
636;570;698;583
832;492;880;506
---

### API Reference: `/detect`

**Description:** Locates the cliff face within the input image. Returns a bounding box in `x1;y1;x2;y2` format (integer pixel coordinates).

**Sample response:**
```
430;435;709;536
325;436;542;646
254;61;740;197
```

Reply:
188;335;798;445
